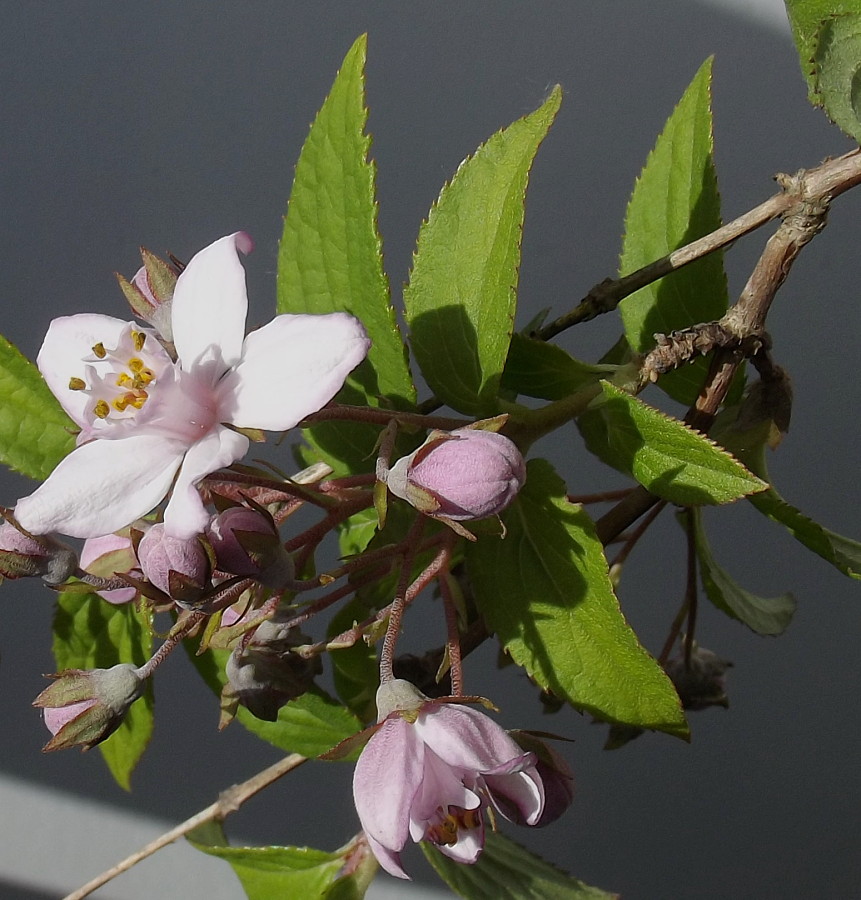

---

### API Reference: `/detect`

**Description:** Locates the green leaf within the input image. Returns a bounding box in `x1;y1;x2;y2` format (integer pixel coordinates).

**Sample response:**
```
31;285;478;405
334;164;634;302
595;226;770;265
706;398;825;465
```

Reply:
619;58;728;405
577;382;767;505
784;0;861;101
718;418;861;578
277;34;416;475
53;591;154;789
467;459;687;736
189;823;376;900
189;643;362;758
404;87;562;416
328;598;379;725
813;13;861;140
687;508;796;635
0;334;75;480
501;333;619;401
423;830;617;899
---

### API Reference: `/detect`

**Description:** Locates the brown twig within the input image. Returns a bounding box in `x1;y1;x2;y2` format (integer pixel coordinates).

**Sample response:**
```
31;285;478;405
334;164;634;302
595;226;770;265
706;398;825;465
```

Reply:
63;753;307;900
535;148;861;341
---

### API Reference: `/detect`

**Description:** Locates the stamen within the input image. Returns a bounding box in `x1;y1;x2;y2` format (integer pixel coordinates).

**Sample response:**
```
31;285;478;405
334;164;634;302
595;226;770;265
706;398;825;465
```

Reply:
68;377;86;391
94;400;110;419
92;342;107;359
132;330;146;352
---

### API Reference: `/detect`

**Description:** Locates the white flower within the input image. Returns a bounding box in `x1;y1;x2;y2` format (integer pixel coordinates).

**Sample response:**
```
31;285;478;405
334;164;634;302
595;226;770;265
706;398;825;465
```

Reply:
16;233;370;539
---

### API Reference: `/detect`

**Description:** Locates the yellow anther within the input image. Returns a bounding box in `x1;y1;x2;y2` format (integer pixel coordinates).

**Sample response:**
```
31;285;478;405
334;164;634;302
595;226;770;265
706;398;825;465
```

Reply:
68;377;86;391
92;342;106;359
129;358;144;373
116;373;132;388
132;331;146;352
94;399;110;419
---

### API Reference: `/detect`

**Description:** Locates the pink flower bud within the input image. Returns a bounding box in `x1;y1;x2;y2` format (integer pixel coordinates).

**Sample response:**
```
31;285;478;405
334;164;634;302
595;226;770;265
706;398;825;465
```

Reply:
80;533;138;605
136;524;210;605
0;521;77;584
386;428;526;521
206;507;293;588
34;664;145;751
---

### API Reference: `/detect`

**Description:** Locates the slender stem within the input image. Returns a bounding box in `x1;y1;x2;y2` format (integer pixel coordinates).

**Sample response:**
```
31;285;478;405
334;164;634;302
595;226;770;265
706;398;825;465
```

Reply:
63;753;307;900
682;509;699;669
379;517;426;682
568;488;634;505
436;540;462;696
135;612;205;680
608;501;666;572
303;403;470;432
536;148;861;341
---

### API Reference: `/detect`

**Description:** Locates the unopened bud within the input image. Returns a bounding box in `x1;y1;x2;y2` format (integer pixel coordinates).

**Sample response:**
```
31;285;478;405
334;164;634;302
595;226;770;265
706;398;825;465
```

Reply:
206;507;293;588
225;619;320;721
508;730;575;826
385;428;526;521
34;664;145;751
116;247;177;342
80;533;138;605
0;521;77;584
136;524;210;607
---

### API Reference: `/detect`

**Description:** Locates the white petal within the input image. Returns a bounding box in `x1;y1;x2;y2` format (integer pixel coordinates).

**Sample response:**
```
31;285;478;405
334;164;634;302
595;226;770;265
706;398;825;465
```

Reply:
216;313;370;430
15;435;184;538
162;426;249;539
171;233;252;382
36;314;132;427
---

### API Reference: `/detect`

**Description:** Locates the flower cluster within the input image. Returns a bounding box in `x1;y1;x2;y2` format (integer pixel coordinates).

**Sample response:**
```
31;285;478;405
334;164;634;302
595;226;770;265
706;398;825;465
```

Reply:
15;233;370;540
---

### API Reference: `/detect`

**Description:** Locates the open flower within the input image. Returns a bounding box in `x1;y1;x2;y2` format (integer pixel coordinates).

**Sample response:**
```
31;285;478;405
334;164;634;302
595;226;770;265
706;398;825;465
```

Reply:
353;680;544;879
15;233;370;539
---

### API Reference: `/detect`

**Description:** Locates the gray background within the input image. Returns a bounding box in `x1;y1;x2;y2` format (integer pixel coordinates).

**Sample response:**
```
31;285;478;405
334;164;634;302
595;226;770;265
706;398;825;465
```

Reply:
1;2;859;898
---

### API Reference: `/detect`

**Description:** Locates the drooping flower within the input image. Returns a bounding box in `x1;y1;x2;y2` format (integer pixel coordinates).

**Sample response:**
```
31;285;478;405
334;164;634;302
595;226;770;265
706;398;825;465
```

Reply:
352;679;545;879
385;427;526;521
15;233;370;540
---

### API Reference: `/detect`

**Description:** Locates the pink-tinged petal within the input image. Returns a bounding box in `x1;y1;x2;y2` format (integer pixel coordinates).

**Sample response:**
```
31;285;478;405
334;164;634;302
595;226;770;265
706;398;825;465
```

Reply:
484;767;545;826
162;426;249;539
15;435;184;538
410;747;480;827
365;833;410;880
435;820;484;866
353;717;424;853
36;314;133;427
171;233;253;381
43;700;96;736
216;312;371;430
80;533;137;605
416;703;526;773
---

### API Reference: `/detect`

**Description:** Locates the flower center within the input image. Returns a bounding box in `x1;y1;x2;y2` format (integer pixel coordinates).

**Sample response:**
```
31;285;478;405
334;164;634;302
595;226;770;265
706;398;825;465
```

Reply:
69;327;164;426
425;806;482;846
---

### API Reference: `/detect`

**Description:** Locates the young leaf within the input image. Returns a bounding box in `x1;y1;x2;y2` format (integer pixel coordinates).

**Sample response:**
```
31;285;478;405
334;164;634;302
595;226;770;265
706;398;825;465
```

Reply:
189;823;376;900
0;334;75;480
813;13;861;141
53;590;154;790
278;34;416;475
687;508;796;635
466;459;687;737
619;57;728;405
404;87;562;416
577;382;767;505
717;419;861;579
501;333;619;401
189;643;362;758
784;0;861;101
422;830;617;899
